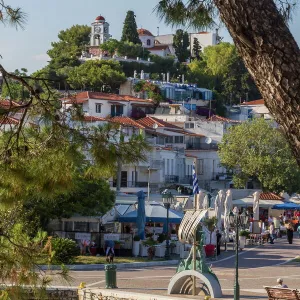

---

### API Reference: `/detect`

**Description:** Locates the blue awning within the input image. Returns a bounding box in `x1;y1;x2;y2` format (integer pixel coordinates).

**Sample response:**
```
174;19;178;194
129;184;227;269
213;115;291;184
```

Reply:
118;202;183;224
272;202;300;210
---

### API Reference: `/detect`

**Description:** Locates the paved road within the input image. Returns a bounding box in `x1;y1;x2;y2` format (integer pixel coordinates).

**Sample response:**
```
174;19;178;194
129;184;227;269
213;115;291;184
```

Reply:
50;235;300;299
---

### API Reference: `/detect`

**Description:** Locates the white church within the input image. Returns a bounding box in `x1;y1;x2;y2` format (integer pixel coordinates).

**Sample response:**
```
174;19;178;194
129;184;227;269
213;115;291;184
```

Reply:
83;14;217;61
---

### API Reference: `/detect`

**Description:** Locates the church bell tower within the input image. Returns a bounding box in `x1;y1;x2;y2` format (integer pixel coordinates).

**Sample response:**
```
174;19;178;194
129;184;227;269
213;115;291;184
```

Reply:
90;15;110;47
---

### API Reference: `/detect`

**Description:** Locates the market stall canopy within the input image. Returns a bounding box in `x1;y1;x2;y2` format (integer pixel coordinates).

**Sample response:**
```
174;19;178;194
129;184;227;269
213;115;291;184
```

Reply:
233;198;284;208
118;202;183;223
272;202;300;210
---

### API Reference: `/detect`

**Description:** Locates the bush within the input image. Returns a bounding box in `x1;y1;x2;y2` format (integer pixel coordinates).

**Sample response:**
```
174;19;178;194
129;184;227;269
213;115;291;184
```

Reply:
157;233;167;243
51;238;79;264
239;230;250;238
133;235;141;241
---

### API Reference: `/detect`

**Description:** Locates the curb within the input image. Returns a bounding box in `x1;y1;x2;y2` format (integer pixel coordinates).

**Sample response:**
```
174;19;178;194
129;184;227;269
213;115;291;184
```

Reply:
39;259;179;271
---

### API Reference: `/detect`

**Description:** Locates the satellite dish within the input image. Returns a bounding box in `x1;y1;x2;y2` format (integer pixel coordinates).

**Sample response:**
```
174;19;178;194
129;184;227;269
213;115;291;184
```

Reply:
205;137;212;144
152;123;158;129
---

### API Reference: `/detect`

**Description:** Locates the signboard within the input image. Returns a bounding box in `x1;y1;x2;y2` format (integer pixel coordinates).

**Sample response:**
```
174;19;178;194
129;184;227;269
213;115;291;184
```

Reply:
104;233;120;241
146;227;164;234
75;232;91;240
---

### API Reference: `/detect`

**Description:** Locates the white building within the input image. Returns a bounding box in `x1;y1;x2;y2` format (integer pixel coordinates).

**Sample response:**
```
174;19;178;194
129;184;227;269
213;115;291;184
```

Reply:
137;28;173;58
62;91;154;119
228;99;272;121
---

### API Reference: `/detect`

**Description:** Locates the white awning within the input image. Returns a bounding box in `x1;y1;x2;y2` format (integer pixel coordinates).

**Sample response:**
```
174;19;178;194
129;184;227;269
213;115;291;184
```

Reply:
232;198;284;208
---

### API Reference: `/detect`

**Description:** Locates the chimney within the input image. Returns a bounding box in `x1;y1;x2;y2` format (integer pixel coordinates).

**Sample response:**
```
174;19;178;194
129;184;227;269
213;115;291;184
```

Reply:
141;70;145;80
134;70;137;79
167;72;170;83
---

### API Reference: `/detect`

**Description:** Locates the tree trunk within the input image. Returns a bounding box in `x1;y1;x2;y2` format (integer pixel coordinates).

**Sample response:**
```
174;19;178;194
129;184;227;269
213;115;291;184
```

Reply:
214;0;300;166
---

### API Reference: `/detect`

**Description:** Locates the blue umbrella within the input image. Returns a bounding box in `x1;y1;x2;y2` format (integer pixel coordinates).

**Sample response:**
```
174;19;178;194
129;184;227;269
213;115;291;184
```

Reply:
136;190;146;240
272;202;300;210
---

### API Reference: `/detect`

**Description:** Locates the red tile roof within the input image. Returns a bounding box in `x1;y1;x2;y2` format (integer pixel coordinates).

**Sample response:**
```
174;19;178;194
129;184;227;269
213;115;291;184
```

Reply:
258;192;284;200
136;116;181;129
208;115;241;123
241;99;265;106
82;116;106;122
110;116;145;129
0;116;19;125
62;92;153;104
0;99;20;110
137;28;154;36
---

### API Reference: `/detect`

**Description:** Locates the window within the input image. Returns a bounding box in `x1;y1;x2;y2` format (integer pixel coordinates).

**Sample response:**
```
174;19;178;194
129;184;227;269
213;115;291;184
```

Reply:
95;103;102;113
197;159;204;175
165;136;173;144
147;39;151;46
111;105;124;117
174;136;184;143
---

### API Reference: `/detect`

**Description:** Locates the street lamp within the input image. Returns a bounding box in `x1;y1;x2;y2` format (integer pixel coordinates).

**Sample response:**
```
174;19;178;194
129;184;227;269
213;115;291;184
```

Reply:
229;207;249;300
162;192;174;260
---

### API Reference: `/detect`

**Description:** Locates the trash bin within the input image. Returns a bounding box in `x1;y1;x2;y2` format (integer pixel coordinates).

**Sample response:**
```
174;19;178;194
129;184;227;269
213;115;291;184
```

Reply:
105;264;117;289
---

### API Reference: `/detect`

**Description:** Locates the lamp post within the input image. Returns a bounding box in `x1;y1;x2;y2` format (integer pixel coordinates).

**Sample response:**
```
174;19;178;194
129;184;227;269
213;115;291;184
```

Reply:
228;208;249;300
162;192;174;260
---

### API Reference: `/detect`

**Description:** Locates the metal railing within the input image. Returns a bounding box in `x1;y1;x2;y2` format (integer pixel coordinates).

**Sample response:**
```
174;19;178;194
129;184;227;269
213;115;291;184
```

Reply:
186;143;218;150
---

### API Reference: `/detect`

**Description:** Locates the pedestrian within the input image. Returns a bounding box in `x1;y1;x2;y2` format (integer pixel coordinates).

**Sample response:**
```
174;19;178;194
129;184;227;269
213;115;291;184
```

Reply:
105;240;115;261
275;278;288;288
286;223;294;244
216;230;222;256
268;215;273;224
297;224;300;238
269;222;275;244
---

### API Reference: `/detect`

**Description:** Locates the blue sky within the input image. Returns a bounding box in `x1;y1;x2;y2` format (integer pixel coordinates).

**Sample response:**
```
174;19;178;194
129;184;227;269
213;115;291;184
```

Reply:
1;0;300;73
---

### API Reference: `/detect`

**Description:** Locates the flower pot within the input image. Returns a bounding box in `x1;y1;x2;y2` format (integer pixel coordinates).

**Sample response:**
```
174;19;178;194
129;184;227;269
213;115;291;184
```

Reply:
132;241;140;257
204;244;215;257
139;244;148;257
239;236;246;249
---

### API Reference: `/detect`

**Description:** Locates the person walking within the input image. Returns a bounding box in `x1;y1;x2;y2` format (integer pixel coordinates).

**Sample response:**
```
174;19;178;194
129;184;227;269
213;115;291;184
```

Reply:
105;240;115;261
269;222;275;244
297;224;300;238
275;278;288;288
286;223;294;244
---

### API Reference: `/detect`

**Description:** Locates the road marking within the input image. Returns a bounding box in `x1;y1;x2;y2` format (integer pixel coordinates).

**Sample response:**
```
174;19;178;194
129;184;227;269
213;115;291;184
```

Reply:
86;280;106;287
274;255;300;266
212;245;261;264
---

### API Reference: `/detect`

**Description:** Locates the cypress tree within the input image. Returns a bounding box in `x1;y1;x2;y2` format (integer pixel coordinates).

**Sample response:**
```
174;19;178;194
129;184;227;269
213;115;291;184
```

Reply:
192;37;202;60
173;29;190;63
121;11;141;44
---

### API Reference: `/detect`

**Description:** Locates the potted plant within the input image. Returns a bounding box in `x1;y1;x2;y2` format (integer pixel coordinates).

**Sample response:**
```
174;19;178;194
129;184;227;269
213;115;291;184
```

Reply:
203;217;218;257
132;235;141;257
141;239;157;258
114;240;121;250
239;230;249;249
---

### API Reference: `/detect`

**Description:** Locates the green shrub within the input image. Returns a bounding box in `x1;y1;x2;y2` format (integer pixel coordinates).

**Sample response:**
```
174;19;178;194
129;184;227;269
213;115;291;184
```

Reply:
239;230;250;238
133;235;141;241
51;238;80;264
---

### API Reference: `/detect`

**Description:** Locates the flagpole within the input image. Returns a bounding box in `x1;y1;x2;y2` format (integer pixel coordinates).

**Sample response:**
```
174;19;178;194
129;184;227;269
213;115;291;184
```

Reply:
192;159;197;296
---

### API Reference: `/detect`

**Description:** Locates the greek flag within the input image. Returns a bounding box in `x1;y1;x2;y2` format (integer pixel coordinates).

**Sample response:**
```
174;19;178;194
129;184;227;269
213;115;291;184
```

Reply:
192;162;199;195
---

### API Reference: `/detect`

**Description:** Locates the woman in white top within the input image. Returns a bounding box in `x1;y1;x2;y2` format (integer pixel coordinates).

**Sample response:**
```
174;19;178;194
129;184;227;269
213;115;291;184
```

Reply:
269;222;275;244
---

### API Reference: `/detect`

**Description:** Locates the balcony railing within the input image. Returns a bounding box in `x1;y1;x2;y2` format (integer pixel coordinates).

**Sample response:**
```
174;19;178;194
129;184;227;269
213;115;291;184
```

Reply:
212;173;233;181
186;143;218;150
165;175;179;183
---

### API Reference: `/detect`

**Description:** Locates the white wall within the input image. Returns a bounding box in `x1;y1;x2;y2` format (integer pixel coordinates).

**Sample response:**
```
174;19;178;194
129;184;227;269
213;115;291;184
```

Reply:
190;32;217;49
139;35;155;48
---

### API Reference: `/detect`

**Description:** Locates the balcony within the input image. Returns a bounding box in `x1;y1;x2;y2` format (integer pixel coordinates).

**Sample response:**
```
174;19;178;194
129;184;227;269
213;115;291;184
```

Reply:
165;175;179;184
186;143;218;150
212;173;233;181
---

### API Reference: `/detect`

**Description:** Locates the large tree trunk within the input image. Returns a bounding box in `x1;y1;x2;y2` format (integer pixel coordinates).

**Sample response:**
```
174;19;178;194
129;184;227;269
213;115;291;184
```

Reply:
214;0;300;166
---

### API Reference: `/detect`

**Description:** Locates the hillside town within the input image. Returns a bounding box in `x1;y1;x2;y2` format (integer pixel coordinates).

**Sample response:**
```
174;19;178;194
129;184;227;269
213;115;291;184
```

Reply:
0;2;300;300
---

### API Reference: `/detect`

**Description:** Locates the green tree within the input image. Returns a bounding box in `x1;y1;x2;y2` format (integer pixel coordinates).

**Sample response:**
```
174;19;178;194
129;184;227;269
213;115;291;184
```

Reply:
47;25;90;70
173;29;190;63
67;60;126;91
218;118;300;193
117;41;150;59
192;37;202;60
25;178;115;230
100;39;120;56
155;0;300;166
121;11;141;44
1;69;30;100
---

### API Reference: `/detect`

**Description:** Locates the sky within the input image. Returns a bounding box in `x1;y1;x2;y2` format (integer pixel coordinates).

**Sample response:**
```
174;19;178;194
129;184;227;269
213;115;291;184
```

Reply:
1;0;300;73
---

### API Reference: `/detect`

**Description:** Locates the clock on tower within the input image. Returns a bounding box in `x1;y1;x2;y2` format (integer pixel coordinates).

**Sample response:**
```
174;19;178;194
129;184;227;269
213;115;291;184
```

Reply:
90;15;110;47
